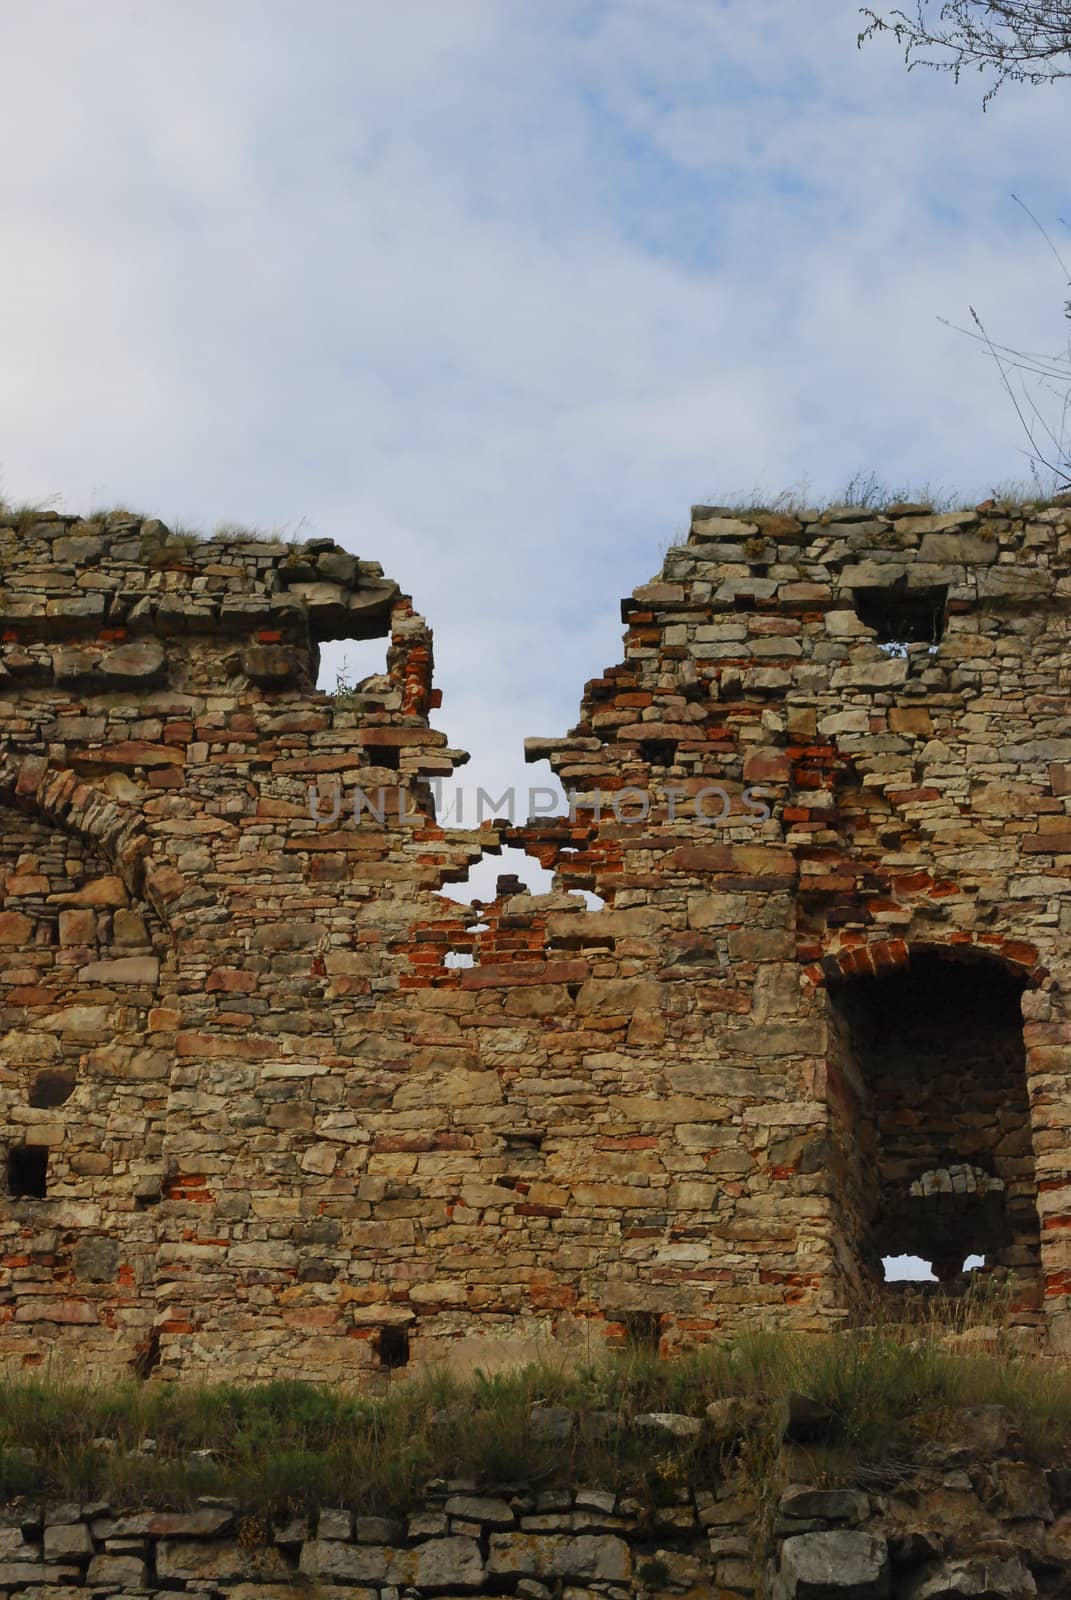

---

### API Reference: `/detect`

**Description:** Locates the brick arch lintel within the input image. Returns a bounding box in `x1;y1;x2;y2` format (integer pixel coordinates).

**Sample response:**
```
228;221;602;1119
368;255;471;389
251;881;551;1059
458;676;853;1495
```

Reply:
804;931;1047;989
0;752;181;926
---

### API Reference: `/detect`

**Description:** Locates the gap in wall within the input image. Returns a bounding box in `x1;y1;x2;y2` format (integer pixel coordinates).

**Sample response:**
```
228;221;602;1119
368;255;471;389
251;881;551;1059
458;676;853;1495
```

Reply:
316;636;390;694
439;846;555;905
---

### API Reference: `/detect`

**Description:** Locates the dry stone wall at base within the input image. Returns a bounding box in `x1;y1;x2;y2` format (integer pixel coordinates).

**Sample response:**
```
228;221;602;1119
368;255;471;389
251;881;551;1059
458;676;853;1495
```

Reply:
1;1402;1070;1600
2;500;1071;1380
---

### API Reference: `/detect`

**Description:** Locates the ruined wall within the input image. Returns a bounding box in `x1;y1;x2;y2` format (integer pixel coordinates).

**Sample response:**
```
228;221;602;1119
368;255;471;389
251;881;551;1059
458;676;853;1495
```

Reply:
2;498;1071;1382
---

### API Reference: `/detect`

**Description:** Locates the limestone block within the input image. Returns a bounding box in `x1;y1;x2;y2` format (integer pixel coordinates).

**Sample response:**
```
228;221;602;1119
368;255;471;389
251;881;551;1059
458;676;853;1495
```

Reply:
779;1486;869;1523
157;1539;287;1582
388;1535;486;1589
830;658;909;689
77;956;159;985
317;550;358;585
242;643;298;684
72;1236;119;1282
918;531;996;563
574;978;661;1014
42;1525;92;1561
0;1563;80;1586
487;1533;631;1583
775;1531;889;1598
98;639;166;684
0;910;32;945
111;1508;234;1537
317;1507;353;1540
299;1540;387;1583
86;1553;148;1586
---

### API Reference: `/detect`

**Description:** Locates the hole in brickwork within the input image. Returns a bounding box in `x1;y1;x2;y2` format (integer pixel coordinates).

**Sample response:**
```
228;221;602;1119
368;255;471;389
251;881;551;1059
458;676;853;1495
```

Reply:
7;1145;48;1198
440;847;555;905
852;582;947;652
443;950;475;969
377;1326;410;1369
503;1127;545;1151
639;739;678;768
830;950;1039;1296
317;637;391;696
28;1070;76;1109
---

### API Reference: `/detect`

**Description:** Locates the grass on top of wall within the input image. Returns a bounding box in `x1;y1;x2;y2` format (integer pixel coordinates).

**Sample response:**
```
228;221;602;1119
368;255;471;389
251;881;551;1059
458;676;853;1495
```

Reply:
1;1326;1070;1515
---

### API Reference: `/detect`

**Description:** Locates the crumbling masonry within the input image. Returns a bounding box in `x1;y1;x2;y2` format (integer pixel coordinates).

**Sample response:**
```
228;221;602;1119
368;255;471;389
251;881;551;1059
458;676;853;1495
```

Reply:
2;499;1071;1383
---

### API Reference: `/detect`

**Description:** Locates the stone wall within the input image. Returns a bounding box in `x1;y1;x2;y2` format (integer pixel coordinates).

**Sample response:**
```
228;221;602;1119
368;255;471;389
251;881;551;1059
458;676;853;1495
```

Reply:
3;499;1071;1380
1;1402;1068;1600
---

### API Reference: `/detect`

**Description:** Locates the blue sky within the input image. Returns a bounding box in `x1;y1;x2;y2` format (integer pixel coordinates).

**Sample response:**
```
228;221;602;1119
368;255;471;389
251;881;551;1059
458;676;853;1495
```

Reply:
1;0;1068;900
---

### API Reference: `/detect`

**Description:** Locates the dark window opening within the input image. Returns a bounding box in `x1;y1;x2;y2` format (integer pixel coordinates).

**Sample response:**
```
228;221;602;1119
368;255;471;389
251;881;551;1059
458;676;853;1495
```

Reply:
503;1126;545;1152
852;582;947;651
28;1070;76;1109
7;1145;48;1198
639;739;678;769
829;951;1039;1303
623;1310;662;1353
377;1325;410;1369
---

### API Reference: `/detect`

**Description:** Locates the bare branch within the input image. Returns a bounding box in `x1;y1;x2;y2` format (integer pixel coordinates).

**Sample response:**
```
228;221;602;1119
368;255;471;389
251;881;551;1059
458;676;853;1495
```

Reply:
859;2;1071;101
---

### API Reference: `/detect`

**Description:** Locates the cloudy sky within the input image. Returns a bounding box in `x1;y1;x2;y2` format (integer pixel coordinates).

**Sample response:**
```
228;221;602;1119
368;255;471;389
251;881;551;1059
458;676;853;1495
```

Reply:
1;0;1068;901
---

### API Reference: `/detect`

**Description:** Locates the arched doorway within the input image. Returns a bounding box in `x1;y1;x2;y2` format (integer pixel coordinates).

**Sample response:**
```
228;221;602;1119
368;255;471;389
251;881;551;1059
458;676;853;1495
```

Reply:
827;948;1041;1311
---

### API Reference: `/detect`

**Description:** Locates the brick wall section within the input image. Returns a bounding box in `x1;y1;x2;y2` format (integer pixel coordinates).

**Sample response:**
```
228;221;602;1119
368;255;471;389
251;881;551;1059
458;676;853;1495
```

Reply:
1;501;1071;1381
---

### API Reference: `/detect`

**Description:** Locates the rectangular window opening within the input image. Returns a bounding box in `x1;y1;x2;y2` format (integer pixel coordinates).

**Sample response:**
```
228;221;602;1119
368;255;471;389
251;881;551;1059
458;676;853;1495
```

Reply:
7;1145;48;1198
377;1325;410;1369
852;582;947;651
639;739;678;768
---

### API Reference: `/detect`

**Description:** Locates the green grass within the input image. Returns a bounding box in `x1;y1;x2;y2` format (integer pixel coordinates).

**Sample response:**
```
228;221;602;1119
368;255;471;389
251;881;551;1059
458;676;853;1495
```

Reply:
695;473;1071;522
0;498;63;532
85;506;149;525
210;517;311;545
1;1331;1069;1515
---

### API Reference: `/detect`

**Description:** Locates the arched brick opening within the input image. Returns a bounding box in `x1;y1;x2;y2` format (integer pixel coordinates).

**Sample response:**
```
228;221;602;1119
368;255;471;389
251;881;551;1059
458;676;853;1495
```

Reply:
824;944;1043;1320
0;755;150;897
